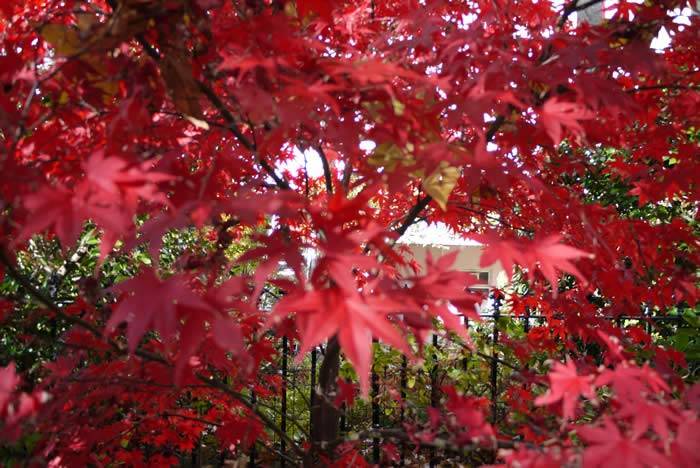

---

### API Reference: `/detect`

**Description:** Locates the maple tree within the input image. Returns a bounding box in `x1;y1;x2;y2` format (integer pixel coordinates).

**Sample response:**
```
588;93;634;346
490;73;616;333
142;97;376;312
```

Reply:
0;0;699;466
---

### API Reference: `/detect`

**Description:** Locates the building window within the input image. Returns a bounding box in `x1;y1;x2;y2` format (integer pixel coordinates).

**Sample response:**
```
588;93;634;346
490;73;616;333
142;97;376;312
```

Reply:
468;271;489;283
466;271;490;293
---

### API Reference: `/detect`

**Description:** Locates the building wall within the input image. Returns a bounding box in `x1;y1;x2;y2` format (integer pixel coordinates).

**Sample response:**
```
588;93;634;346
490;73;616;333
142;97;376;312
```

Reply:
404;244;509;289
578;0;604;25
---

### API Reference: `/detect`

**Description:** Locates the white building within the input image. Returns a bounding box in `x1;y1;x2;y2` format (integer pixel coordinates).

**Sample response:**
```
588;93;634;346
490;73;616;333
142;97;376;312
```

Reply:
398;222;508;292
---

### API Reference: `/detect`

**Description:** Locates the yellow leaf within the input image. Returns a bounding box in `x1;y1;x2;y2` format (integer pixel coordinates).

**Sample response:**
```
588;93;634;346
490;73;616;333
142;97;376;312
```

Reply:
361;101;385;122
368;142;416;172
284;1;298;17
92;78;120;104
422;162;459;211
407;376;416;389
391;98;405;116
75;12;98;33
41;24;81;56
368;142;403;171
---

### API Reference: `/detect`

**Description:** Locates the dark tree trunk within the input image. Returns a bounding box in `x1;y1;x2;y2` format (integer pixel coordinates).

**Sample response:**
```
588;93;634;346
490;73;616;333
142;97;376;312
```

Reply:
309;336;341;455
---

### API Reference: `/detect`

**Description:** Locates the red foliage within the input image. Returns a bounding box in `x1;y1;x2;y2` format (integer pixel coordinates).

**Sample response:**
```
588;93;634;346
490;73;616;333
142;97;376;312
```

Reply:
0;0;698;465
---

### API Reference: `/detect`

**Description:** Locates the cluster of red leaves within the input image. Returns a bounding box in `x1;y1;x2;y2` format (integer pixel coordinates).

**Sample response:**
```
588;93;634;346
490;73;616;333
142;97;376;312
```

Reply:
0;364;45;442
503;355;700;468
0;0;699;465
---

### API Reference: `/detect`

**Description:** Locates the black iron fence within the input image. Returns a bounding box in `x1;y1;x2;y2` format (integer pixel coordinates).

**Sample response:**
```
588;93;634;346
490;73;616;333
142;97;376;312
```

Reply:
250;294;685;467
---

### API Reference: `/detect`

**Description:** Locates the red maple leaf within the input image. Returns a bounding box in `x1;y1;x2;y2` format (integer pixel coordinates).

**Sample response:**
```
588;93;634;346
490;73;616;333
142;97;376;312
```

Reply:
17;184;116;250
267;286;409;395
615;398;681;440
443;386;493;441
535;360;595;420
236;230;305;301
106;269;214;352
671;419;700;467
540;98;594;145
595;363;670;400
577;418;671;468
18;151;171;256
401;250;482;341
0;363;20;412
480;233;591;295
83;150;172;211
334;378;356;408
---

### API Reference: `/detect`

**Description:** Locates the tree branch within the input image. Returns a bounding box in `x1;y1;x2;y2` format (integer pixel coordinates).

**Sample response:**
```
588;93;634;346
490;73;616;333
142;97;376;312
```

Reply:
394;194;433;238
316;146;335;195
626;83;700;93
103;0;292;192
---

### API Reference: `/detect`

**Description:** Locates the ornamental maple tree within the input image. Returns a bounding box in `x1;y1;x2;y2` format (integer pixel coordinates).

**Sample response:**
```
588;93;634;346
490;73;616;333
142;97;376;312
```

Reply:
0;0;699;466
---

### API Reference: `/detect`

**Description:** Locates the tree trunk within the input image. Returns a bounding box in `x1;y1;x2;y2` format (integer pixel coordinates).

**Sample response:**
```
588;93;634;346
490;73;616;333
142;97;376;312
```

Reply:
309;336;341;455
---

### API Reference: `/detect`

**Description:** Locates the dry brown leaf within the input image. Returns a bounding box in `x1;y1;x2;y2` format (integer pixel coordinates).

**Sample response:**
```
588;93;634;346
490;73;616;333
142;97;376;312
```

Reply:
422;162;460;211
159;45;203;118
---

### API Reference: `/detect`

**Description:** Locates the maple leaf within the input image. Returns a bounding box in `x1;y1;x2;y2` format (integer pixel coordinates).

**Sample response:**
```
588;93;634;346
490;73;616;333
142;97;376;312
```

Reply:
0;363;20;412
83;151;172;211
577;418;672;468
671;419;700;467
540;98;594;145
595;330;628;365
326;58;426;87
83;151;135;197
267;286;409;395
0;362;43;441
615;398;681;440
595;363;670;400
334;378;356;408
106;269;214;352
443;386;493;441
18;151;171;257
16;185;85;249
307;200;385;296
401;251;482;341
498;446;566;467
236;230;305;301
535;360;595;420
382;443;400;464
684;382;700;412
0;2;14;19
228;190;306;223
173;278;252;381
422;162;460;211
479;233;591;295
216;417;264;451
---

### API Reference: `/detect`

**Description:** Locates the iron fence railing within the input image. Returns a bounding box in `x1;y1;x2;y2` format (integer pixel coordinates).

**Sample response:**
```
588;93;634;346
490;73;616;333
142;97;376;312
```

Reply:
252;293;685;467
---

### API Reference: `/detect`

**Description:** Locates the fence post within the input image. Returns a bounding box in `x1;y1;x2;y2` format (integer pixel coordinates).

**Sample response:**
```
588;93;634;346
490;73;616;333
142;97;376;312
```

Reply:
371;340;380;464
400;354;407;466
645;305;652;336
523;307;530;333
339;402;346;433
490;292;502;422
430;333;440;467
463;315;469;370
310;346;317;434
280;335;288;467
249;390;257;467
